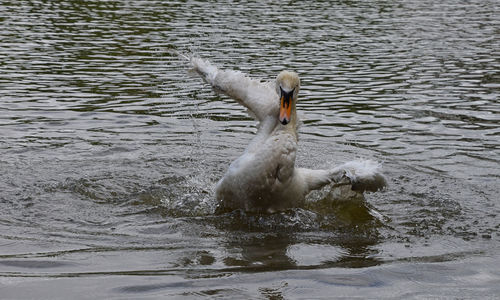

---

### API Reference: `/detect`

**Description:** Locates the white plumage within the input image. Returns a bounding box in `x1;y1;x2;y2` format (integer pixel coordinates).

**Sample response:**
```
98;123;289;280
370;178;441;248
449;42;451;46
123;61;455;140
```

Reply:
189;57;386;213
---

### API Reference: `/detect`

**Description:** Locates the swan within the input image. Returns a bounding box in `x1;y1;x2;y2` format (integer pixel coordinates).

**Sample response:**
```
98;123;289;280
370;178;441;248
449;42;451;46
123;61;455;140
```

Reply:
189;57;386;213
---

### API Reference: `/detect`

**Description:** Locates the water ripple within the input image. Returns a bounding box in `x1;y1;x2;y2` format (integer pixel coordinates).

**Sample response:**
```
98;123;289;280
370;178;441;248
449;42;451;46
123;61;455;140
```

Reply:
0;0;499;298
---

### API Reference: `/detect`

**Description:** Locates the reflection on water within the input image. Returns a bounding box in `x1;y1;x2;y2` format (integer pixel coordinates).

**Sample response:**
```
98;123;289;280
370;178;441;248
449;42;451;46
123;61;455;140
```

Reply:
0;0;499;298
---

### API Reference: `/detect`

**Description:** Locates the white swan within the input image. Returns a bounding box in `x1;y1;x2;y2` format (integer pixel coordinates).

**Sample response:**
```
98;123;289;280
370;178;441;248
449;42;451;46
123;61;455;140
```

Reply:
190;57;386;213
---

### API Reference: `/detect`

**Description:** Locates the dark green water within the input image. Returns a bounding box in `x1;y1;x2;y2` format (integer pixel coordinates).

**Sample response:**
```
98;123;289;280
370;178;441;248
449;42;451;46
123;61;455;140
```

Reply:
1;0;499;298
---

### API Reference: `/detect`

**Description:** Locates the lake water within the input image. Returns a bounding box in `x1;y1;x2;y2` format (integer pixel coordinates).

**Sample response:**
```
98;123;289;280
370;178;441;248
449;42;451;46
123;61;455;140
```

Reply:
1;0;499;298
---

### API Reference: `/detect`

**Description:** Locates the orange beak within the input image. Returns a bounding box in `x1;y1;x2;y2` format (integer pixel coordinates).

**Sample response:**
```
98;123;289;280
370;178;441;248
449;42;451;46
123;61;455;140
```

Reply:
279;88;293;125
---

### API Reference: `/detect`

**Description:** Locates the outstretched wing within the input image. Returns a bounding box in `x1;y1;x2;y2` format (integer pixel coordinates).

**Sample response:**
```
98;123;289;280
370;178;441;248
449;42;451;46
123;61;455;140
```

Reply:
297;160;387;196
336;160;387;193
190;57;278;122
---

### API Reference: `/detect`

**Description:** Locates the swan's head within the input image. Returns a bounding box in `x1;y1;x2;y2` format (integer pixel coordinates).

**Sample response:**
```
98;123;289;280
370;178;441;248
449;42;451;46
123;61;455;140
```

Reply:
276;71;300;125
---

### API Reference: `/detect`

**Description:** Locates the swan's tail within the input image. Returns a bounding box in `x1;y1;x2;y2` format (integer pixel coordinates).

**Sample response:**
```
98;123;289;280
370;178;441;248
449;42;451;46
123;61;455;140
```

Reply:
330;160;387;193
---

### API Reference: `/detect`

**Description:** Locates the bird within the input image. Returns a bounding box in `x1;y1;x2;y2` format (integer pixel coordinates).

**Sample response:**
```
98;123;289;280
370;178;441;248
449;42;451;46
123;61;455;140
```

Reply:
189;57;386;213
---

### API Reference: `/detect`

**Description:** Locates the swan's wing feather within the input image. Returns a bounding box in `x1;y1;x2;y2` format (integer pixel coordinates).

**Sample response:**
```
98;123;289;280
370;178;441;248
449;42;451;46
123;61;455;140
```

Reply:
295;168;333;194
298;160;387;196
190;57;277;121
333;160;387;192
